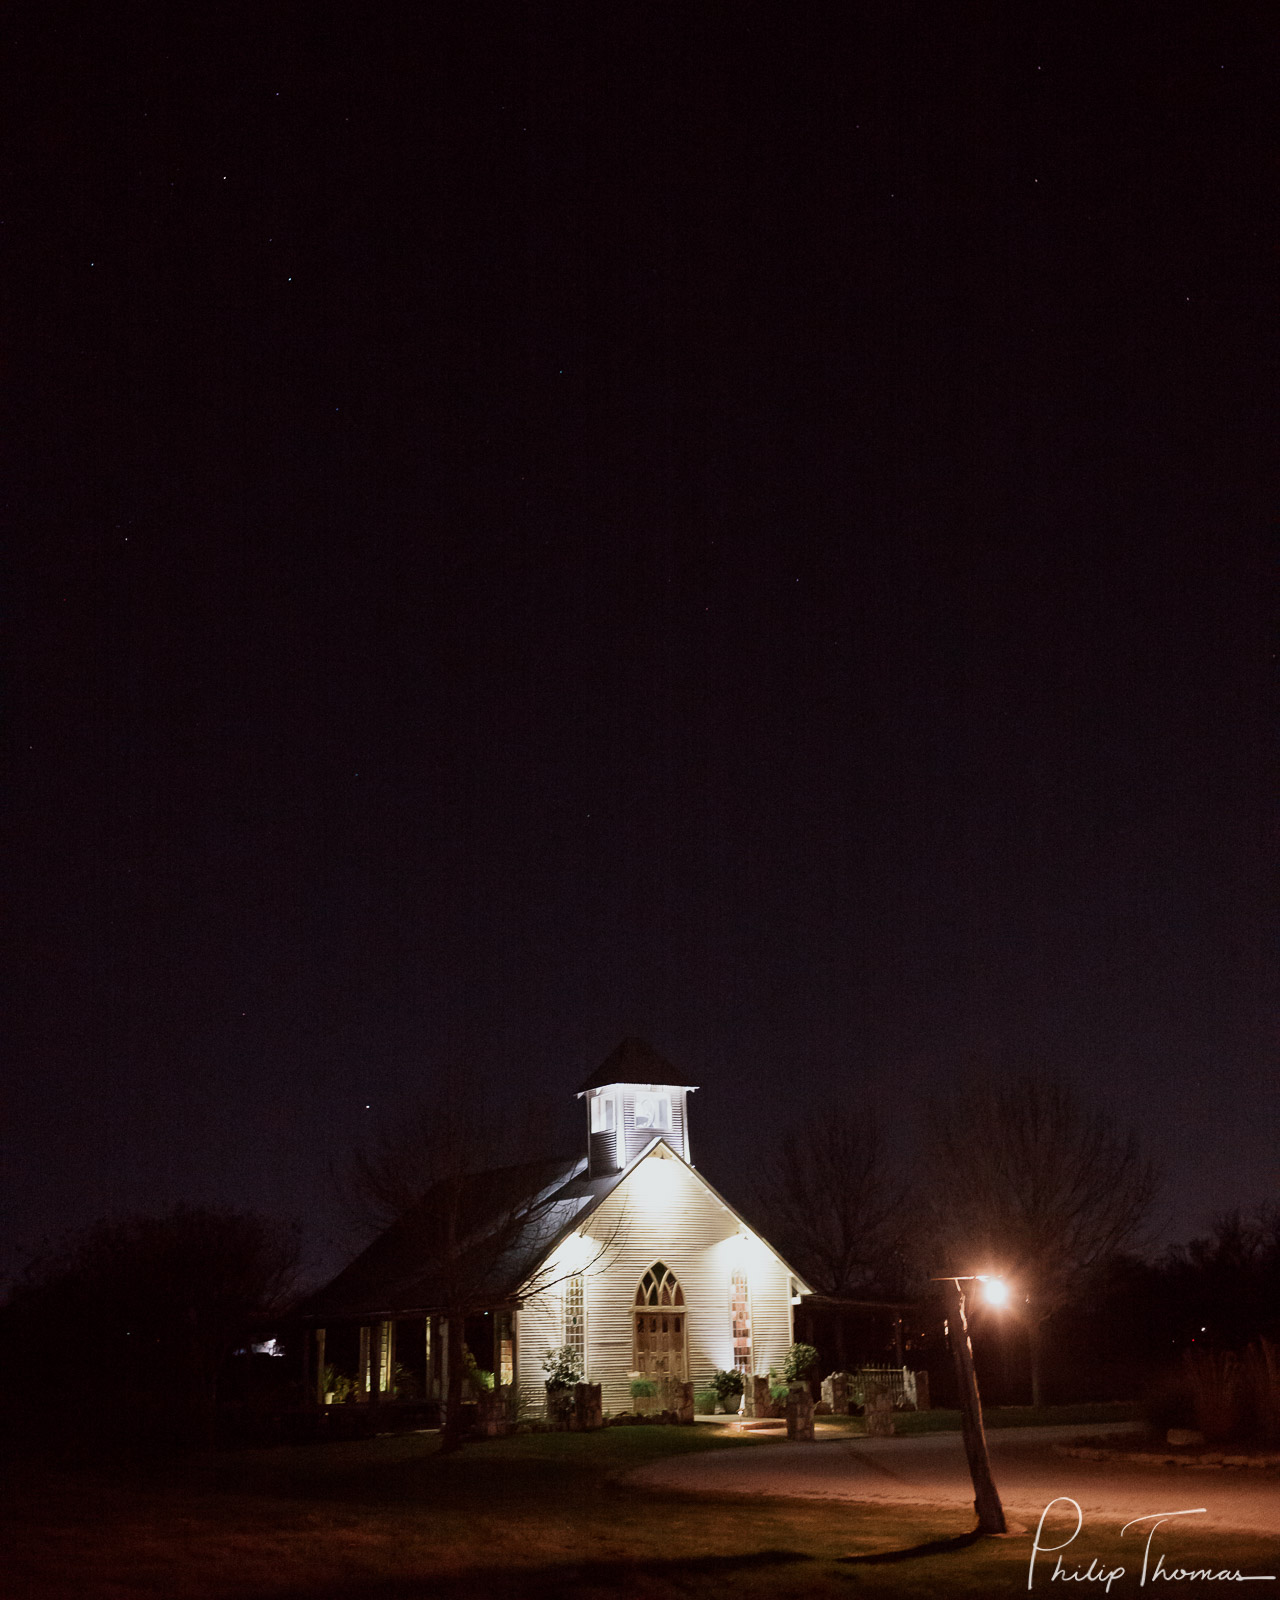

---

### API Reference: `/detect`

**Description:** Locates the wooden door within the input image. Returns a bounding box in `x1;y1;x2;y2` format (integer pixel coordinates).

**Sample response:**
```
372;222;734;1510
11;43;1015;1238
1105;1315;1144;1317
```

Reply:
633;1263;687;1379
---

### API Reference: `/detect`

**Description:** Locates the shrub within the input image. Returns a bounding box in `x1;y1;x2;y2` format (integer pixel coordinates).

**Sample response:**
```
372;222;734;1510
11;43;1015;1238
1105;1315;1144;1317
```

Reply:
711;1368;744;1402
1145;1338;1280;1448
462;1345;494;1394
784;1342;819;1382
1191;1339;1280;1447
630;1378;658;1399
542;1345;583;1391
1246;1339;1280;1446
694;1388;719;1414
392;1360;421;1400
1183;1348;1241;1442
323;1367;358;1404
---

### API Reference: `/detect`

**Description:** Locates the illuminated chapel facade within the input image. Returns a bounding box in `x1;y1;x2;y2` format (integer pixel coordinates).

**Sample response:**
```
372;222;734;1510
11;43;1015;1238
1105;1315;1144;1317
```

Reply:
301;1038;809;1418
513;1037;808;1414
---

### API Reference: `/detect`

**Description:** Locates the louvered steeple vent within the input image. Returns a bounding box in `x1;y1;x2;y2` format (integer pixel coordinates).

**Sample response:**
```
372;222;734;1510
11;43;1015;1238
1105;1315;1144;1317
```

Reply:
577;1036;697;1177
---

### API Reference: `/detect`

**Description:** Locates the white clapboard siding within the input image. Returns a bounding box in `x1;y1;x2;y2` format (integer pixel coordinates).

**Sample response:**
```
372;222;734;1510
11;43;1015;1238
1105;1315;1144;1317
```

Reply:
515;1285;565;1411
515;1141;797;1417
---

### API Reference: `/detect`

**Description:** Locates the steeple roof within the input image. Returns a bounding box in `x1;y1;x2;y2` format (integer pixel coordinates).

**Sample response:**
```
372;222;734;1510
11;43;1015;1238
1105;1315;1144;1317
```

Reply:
576;1035;697;1094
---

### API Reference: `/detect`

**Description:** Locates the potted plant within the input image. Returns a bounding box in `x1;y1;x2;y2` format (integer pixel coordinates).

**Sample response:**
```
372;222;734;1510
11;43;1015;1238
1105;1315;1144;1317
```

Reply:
784;1342;819;1387
323;1367;357;1405
711;1368;745;1415
629;1374;659;1415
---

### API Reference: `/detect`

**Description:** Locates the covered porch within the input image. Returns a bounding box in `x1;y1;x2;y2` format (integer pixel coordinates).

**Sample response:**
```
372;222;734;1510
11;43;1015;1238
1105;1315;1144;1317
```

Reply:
298;1307;516;1418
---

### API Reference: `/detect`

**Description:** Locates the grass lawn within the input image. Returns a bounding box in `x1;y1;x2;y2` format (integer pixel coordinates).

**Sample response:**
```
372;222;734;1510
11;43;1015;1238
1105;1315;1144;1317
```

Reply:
4;1416;1272;1599
818;1400;1141;1436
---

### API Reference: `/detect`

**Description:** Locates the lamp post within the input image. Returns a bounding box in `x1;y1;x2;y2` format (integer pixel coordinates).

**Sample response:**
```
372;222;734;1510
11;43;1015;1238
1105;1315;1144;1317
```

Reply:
935;1274;1008;1536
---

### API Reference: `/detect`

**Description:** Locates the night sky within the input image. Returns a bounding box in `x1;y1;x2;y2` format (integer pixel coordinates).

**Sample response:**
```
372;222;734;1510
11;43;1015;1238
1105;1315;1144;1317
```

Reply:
6;4;1275;1283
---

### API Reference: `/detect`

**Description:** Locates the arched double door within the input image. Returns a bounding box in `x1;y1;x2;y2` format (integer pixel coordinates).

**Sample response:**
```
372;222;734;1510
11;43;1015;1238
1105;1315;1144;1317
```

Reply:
633;1262;686;1379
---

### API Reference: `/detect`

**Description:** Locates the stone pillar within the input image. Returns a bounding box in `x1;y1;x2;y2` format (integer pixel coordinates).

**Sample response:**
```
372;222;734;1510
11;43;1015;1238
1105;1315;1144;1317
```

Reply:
864;1381;895;1436
821;1372;850;1415
572;1382;604;1431
741;1374;772;1417
914;1370;930;1411
546;1384;575;1428
672;1381;694;1425
786;1382;815;1441
476;1391;508;1436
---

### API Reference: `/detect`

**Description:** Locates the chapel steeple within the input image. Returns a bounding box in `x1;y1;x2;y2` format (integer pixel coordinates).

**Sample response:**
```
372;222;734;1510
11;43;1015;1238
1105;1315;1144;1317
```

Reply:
577;1036;697;1177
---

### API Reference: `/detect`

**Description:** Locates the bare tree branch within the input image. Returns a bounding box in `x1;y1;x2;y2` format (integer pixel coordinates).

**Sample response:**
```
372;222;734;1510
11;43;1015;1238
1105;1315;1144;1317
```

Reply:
759;1110;912;1297
923;1072;1160;1402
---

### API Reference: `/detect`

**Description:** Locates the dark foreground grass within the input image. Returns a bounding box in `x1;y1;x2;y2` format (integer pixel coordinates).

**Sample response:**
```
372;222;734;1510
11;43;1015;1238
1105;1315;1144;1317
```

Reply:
4;1422;1273;1600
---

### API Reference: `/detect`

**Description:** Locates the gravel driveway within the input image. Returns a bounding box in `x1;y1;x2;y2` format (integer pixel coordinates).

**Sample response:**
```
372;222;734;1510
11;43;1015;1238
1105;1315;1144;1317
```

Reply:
627;1424;1280;1535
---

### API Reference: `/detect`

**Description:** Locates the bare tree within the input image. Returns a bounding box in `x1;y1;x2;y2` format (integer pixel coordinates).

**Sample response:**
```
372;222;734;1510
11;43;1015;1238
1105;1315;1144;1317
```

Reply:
762;1110;912;1298
335;1079;559;1235
337;1086;621;1451
924;1074;1159;1405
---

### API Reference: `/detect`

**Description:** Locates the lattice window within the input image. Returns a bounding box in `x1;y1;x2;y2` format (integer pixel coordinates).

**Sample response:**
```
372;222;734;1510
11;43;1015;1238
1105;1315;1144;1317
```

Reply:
378;1319;394;1394
730;1269;752;1373
496;1310;514;1388
565;1274;585;1363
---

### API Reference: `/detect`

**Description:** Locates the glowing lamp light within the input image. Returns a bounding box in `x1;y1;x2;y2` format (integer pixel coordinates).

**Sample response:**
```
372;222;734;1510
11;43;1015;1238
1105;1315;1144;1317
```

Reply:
978;1275;1010;1308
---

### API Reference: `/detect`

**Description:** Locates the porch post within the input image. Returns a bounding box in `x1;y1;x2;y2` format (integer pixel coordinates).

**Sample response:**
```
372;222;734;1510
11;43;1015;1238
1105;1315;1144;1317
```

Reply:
358;1325;371;1399
369;1320;383;1406
314;1327;327;1406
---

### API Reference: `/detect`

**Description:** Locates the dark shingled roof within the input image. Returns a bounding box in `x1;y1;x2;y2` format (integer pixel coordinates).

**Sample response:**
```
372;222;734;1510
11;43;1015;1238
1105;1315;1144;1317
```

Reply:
299;1129;815;1320
577;1035;697;1093
298;1154;629;1320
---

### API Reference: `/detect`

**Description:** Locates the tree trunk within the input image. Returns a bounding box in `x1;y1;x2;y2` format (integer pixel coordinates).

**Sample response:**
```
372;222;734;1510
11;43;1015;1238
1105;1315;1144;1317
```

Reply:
440;1313;467;1453
1028;1316;1044;1409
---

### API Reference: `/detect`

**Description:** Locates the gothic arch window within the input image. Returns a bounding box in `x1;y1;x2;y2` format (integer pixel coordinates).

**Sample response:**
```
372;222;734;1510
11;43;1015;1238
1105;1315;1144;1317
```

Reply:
633;1262;686;1378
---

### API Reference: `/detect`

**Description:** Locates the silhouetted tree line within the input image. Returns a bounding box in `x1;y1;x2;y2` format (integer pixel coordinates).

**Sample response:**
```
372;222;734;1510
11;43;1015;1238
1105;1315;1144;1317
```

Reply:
2;1076;1275;1452
758;1075;1278;1407
0;1205;298;1450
